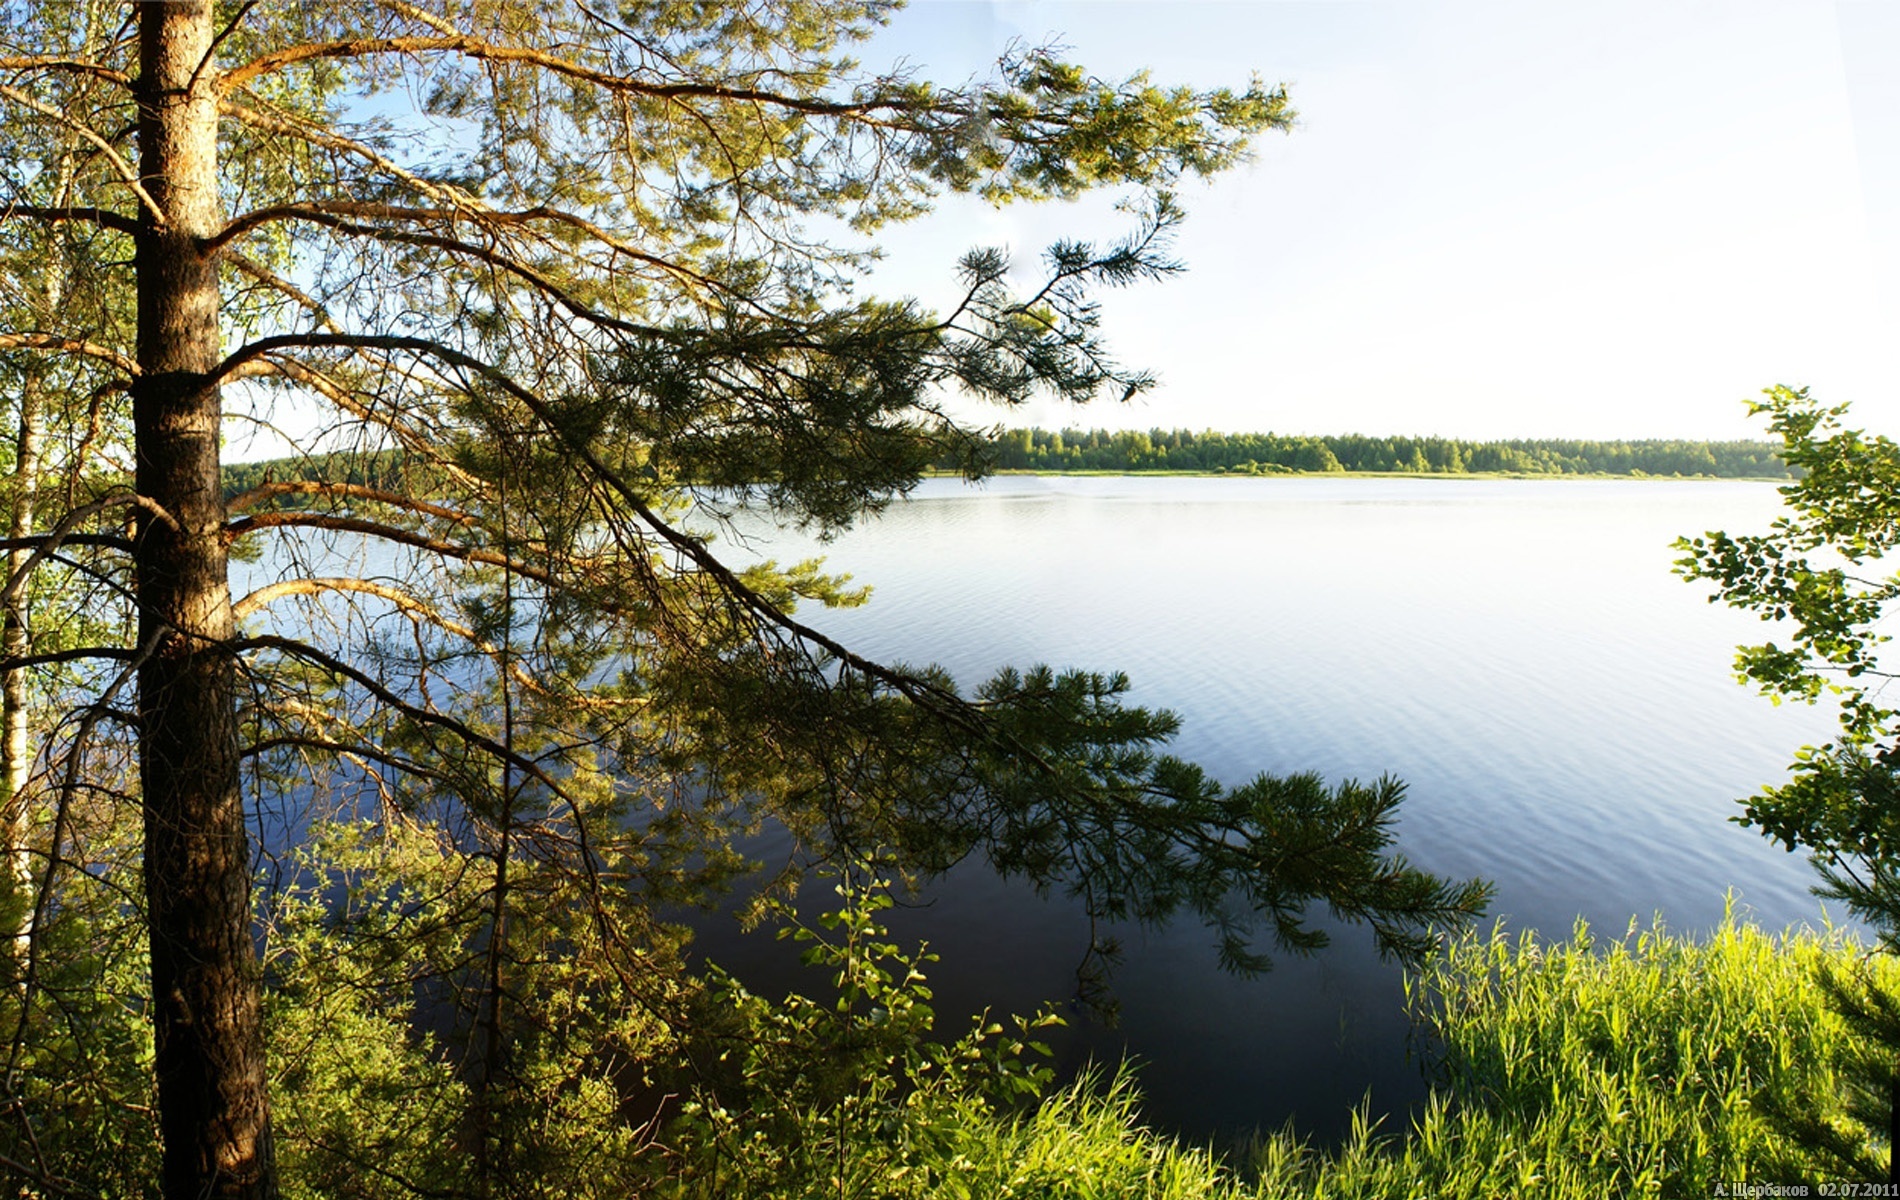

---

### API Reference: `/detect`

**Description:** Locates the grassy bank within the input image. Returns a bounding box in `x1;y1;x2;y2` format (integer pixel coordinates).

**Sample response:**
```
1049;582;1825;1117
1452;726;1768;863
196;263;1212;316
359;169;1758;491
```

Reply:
669;909;1887;1197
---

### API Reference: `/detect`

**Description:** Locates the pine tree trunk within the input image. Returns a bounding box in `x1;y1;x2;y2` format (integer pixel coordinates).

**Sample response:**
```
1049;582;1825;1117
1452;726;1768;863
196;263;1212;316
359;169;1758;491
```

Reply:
135;2;276;1195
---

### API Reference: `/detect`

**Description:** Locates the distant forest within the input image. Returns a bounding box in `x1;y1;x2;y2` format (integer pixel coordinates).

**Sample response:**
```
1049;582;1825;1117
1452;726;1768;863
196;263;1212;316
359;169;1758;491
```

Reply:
223;432;1791;499
958;428;1792;478
223;448;426;502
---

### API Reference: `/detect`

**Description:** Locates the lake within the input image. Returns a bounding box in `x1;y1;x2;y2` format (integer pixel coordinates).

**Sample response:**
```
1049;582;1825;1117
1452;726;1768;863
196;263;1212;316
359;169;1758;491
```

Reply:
688;474;1844;1148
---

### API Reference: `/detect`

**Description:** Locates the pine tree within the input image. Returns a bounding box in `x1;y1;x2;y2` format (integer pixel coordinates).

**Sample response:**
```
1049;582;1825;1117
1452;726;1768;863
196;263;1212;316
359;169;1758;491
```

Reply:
1;4;1488;1194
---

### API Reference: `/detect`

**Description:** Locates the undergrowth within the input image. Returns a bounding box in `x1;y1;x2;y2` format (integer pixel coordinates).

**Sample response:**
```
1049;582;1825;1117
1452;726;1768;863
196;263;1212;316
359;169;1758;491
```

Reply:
669;897;1891;1198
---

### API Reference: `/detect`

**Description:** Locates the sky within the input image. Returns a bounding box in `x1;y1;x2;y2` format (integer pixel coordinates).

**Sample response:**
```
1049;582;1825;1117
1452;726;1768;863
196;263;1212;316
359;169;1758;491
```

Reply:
847;1;1900;440
219;1;1900;459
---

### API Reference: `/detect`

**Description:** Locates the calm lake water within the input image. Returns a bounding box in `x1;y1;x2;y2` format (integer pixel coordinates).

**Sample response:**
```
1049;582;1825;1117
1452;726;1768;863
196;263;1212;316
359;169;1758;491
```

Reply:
690;475;1843;1147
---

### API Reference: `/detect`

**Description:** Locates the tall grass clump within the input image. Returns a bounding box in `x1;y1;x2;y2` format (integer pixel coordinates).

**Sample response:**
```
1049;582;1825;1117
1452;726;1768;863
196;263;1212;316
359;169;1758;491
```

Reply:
936;1068;1235;1200
1241;906;1891;1195
950;908;1890;1199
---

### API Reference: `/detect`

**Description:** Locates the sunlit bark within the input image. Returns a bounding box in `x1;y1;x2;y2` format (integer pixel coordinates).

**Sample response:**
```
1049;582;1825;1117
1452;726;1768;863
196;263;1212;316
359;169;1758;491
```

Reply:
133;0;276;1194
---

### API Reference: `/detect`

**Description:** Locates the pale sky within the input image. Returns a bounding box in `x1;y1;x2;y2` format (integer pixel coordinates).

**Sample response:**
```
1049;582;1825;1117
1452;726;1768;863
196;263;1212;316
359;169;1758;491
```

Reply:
223;1;1899;460
855;1;1900;440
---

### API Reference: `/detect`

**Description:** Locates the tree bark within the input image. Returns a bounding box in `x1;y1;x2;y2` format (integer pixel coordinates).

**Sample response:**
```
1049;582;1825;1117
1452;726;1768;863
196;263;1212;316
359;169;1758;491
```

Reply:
135;1;277;1196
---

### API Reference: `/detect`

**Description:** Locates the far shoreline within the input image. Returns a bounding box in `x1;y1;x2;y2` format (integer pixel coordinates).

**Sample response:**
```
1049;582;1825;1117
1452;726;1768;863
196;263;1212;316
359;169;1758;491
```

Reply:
921;468;1792;483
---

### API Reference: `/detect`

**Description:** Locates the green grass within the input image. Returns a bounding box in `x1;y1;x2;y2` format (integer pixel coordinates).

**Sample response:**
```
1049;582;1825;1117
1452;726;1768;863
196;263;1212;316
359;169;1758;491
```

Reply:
923;909;1891;1200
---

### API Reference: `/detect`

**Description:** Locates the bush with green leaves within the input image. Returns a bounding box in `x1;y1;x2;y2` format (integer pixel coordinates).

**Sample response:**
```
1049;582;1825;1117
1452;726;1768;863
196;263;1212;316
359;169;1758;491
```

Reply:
261;819;688;1199
1677;387;1900;1174
662;873;1063;1199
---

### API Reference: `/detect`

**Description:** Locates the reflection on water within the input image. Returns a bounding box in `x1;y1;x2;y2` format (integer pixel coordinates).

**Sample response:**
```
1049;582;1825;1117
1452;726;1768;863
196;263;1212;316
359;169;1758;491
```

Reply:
692;475;1841;1146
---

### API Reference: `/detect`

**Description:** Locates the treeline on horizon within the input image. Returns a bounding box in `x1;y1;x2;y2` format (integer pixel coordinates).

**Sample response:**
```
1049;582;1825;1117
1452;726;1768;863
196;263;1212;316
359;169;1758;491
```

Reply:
222;447;436;503
221;430;1790;500
958;428;1792;478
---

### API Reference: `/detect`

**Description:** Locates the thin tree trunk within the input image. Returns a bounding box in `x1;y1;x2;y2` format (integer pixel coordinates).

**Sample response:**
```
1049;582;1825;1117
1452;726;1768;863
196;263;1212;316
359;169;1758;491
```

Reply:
1;376;43;973
135;1;276;1196
1;143;71;971
473;520;518;1192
